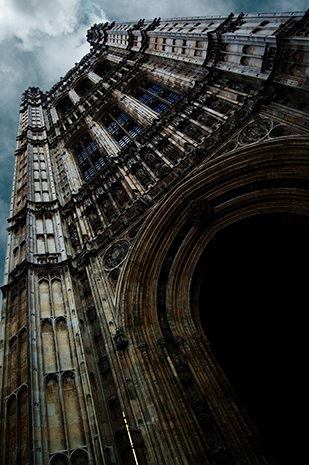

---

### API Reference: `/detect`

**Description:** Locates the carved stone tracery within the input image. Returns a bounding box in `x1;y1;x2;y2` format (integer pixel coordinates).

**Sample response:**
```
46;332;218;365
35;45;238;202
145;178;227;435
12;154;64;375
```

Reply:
187;198;212;225
239;119;272;145
103;240;129;270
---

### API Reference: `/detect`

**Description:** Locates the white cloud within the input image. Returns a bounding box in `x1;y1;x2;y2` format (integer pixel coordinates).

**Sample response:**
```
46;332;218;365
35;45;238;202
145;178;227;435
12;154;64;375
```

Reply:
0;0;108;88
36;33;91;88
0;0;107;50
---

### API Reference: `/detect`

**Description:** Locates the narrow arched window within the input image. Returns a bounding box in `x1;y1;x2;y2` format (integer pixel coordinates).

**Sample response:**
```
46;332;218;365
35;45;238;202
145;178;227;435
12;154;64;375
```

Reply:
73;135;106;181
133;80;179;114
101;108;142;148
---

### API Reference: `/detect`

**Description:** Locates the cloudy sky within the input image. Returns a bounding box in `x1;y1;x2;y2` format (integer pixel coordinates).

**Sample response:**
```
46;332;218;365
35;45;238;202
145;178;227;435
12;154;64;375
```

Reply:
0;0;308;291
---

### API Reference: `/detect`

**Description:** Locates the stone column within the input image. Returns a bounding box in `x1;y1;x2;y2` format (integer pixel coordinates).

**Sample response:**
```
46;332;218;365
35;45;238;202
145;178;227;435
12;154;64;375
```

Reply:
142;63;195;92
68;89;80;104
50;107;58;124
62;147;84;193
87;71;101;84
87;118;121;158
113;89;159;127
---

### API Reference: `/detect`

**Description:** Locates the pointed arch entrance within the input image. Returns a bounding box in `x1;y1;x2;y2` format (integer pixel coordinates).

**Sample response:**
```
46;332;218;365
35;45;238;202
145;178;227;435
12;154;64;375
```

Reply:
118;138;309;464
195;215;309;464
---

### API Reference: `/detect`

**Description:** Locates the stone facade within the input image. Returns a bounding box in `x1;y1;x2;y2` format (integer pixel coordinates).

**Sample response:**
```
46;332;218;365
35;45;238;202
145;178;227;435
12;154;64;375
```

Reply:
1;10;309;465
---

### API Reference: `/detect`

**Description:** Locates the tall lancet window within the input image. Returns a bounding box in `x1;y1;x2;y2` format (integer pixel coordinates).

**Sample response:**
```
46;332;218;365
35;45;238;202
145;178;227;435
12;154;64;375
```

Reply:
101;108;142;148
133;80;179;114
73;135;106;181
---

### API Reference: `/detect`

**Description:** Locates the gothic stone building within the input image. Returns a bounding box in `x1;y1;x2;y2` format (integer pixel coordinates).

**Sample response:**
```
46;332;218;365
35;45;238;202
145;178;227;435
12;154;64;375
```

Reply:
1;10;309;465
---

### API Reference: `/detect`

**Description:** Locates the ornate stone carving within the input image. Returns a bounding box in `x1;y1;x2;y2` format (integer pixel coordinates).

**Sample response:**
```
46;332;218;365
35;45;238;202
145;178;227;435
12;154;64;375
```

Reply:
113;327;129;350
86;306;97;322
144;151;162;170
98;355;110;375
192;401;213;429
157;285;166;310
109;177;129;204
181;122;206;143
93;328;103;344
160;321;173;342
262;45;277;72
187;198;212;225
86;205;103;236
69;223;80;249
175;363;193;387
5;12;309;465
136;340;148;355
101;198;117;223
173;336;184;348
160;144;182;163
103;240;129;270
126;378;137;400
239;119;272;145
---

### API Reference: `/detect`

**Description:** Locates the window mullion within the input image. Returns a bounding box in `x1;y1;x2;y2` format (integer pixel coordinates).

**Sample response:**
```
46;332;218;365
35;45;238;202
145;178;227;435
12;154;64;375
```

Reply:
140;85;177;107
78;140;96;181
79;141;95;170
138;86;167;105
109;114;135;142
138;86;155;98
106;113;122;134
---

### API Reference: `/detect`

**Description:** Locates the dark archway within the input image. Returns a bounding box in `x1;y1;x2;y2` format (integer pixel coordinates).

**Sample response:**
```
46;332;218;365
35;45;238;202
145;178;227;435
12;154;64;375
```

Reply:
198;215;308;464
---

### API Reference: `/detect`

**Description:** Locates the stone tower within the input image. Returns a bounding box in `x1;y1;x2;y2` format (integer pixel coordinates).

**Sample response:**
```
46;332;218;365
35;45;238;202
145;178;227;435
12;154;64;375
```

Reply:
1;10;309;465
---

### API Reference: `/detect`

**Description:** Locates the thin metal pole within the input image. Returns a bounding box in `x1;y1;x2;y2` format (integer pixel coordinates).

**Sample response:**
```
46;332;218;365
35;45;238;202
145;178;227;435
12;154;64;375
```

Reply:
122;411;139;465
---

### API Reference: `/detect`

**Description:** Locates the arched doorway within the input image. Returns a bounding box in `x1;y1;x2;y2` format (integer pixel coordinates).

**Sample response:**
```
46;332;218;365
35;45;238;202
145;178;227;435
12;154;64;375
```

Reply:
197;215;308;464
118;137;309;465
